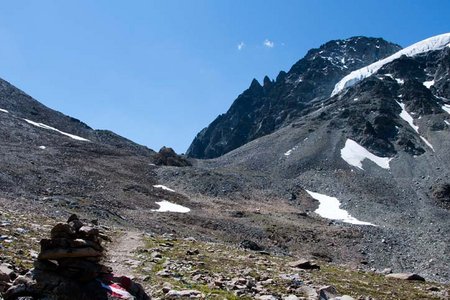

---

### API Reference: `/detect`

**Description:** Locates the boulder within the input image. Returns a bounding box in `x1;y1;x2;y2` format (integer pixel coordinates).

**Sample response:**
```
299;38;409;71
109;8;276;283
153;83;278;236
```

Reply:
385;273;425;281
288;259;320;270
153;147;192;167
0;264;14;281
239;240;263;251
319;285;338;299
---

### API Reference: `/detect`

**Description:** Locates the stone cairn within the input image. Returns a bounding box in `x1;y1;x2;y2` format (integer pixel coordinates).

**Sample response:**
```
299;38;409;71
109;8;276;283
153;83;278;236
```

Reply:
4;215;150;300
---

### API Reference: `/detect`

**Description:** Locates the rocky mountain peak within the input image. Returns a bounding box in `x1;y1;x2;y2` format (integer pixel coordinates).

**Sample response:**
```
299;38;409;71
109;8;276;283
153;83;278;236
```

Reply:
187;36;402;159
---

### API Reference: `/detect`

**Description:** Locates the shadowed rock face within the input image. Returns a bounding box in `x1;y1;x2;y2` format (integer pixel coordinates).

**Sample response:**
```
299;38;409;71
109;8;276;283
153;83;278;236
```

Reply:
187;37;402;158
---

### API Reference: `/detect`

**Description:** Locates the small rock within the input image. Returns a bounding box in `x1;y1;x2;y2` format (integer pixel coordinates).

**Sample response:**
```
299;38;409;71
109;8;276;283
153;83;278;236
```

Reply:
162;282;173;293
184;237;196;242
0;264;15;281
319;285;338;300
156;270;172;277
257;295;278;300
166;289;203;298
299;286;318;299
15;228;27;234
186;249;199;255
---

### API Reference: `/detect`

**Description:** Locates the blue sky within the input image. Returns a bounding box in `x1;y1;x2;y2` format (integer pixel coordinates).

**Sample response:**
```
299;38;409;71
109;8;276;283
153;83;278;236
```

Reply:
0;1;449;153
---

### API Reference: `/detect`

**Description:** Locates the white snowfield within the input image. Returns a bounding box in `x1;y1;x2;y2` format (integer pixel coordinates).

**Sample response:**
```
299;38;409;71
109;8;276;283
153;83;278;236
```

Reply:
23;119;90;142
340;139;392;170
152;200;190;213
306;190;375;226
331;33;450;96
0;108;9;113
396;101;434;151
153;184;176;192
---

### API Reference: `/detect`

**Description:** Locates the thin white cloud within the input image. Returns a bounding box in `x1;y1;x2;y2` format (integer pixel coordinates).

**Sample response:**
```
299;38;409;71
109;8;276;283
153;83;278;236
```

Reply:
263;39;274;48
237;41;245;50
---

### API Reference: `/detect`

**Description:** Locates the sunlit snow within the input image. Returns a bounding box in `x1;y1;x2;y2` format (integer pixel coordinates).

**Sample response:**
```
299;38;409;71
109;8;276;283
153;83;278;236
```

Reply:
420;136;434;151
423;80;435;89
340;139;392;170
38;146;46;149
331;33;450;96
442;104;450;115
284;145;299;156
24;119;90;141
396;101;434;151
151;200;190;213
306;190;375;226
384;74;404;85
153;185;176;192
0;108;9;113
396;101;419;133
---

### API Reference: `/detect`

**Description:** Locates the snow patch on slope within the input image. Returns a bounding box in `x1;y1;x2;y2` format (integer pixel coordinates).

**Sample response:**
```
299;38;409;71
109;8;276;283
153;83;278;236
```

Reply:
23;119;90;141
306;190;375;226
396;101;434;151
284;145;299;156
396;101;419;133
442;104;450;115
152;200;190;213
423;80;435;89
340;139;392;170
153;185;176;192
420;136;434;151
384;74;404;85
332;33;450;96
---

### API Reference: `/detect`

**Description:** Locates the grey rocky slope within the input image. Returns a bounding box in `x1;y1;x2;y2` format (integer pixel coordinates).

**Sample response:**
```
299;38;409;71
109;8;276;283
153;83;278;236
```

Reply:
0;34;449;290
173;35;450;282
187;37;401;158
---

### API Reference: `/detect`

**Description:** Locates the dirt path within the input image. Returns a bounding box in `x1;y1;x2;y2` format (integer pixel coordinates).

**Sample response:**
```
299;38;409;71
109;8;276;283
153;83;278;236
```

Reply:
105;230;145;277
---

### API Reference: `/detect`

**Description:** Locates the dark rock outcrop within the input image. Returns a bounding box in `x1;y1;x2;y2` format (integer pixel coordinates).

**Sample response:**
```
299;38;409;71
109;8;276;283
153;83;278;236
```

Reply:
187;37;402;158
153;147;192;167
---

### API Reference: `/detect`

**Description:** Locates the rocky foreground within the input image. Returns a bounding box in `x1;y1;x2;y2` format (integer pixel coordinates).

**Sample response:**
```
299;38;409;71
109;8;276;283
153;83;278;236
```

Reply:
130;233;449;300
0;211;149;299
1;208;449;299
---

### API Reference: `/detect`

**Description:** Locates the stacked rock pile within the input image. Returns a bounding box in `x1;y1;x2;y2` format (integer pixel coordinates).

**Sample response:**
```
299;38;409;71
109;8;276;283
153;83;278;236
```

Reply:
3;215;150;300
36;214;110;283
